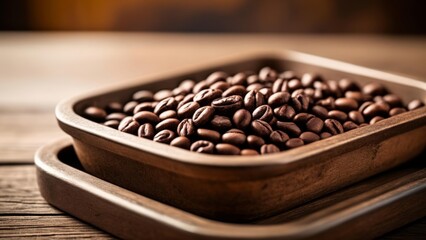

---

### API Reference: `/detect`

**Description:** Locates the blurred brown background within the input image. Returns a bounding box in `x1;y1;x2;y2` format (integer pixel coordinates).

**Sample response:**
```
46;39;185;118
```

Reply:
1;0;425;34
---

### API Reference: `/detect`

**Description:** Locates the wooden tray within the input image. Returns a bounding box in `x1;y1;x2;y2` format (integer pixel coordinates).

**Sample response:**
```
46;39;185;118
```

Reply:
36;138;426;240
55;51;426;222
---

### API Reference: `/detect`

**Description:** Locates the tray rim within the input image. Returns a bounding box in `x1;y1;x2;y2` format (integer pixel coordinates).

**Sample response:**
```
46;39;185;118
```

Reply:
35;138;426;239
55;50;426;168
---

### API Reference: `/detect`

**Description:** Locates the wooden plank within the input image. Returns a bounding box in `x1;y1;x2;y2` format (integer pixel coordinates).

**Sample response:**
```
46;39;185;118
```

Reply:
0;113;63;163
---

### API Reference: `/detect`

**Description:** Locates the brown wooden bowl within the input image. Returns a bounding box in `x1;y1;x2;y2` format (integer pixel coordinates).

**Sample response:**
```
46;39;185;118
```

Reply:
56;51;426;222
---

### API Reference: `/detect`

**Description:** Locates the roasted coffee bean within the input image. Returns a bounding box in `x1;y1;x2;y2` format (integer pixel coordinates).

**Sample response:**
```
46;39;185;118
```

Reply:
291;94;309;112
274;104;296;120
222;85;246;97
382;94;402;108
247;83;263;91
133;90;154;102
247;75;260;85
177;101;200;119
210;115;232;131
118;116;140;134
178;80;196;93
84;106;107;122
106;112;127;121
106;102;123;113
195;129;220;143
177;93;195;109
228;72;247;86
194;88;223;106
154;89;173;101
363;83;386;96
288;79;303;91
233;109;252;129
276;121;301;136
244;90;266;111
311;105;328;119
190;140;214;154
328;110;348;122
211;95;243;114
268;92;290;107
359;101;374;113
327;80;342;98
170;136;191;149
272;78;290;93
293;113;314;125
104;120;120;129
362;103;388;118
280;70;298;80
192;80;209;94
133;111;160;124
259;67;277;82
174;95;185;102
324;119;344;135
240;149;259;155
138;123;155;139
407;99;424;110
133;102;155;114
300;132;320;143
222;129;246;146
153;129;176;144
301;73;321;88
251;120;273;137
123;101;139;114
247;135;265;148
285;138;304;149
343;121;358;131
154;97;178;115
320;132;332;139
210;81;230;91
348;111;365;124
206;71;228;85
216;143;240;155
338;78;359;92
316;97;335;110
345;91;367;102
159;110;177;120
260;144;280;154
389;107;407;116
253;105;274;122
193;106;215;126
259;88;273;100
370;116;385;124
269;130;289;146
304;88;315;98
155;118;180;132
306;117;324;134
291;89;305;99
177;119;196;137
335;98;358;111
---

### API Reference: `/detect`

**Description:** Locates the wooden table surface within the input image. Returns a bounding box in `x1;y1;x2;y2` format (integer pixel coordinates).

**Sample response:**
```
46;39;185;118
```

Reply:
0;33;425;239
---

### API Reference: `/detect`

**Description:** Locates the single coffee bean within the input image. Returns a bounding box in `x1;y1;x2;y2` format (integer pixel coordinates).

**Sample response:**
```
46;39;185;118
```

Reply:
233;109;252;129
260;144;280;154
281;70;298;80
133;90;154;102
178;79;196;93
159;110;177;120
345;91;367;102
363;82;386;96
251;120;273;137
301;73;321;88
228;72;247;86
338;78;359;92
192;106;215;126
300;131;320;143
293;113;314;125
359;101;374;113
206;71;228;85
259;67;277;82
328;110;348;122
222;85;246;97
193;88;223;106
383;94;402;108
247;75;260;85
170;136;191;149
253;105;274;122
348;111;365;124
133;111;160;124
268;92;291;107
247;135;265;149
244;90;266;111
274;104;296;120
84;106;107;122
343;121;358;131
240;149;259;155
210;115;232;131
190;140;214;154
285;138;304;149
291;89;305;98
247;83;263;91
103;120;120;129
138;123;155;139
172;88;187;97
324;119;344;135
211;95;243;115
197;128;221;143
154;89;173;101
154;97;178;115
291;94;309;112
306;117;324;134
192;80;209;94
370;116;385;124
216;143;240;155
335;98;358;111
155;118;180;132
288;79;303;91
327;80;342;98
222;129;246;146
210;81;230;91
316;97;335;110
133;102;154;114
269;130;289;146
174;95;185;102
177;93;195;109
106;102;123;113
276;121;302;136
177;101;200;119
118;116;140;134
123;101;139;114
362;103;388;118
153;129;176;144
272;78;290;93
389;107;407;116
407;99;424;110
259;87;273;99
320;132;332;139
106;112;127;121
177;119;196;137
304;88;315;98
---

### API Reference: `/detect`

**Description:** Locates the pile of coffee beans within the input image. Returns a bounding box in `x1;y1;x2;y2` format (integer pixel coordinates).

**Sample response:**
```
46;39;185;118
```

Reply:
83;67;424;155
